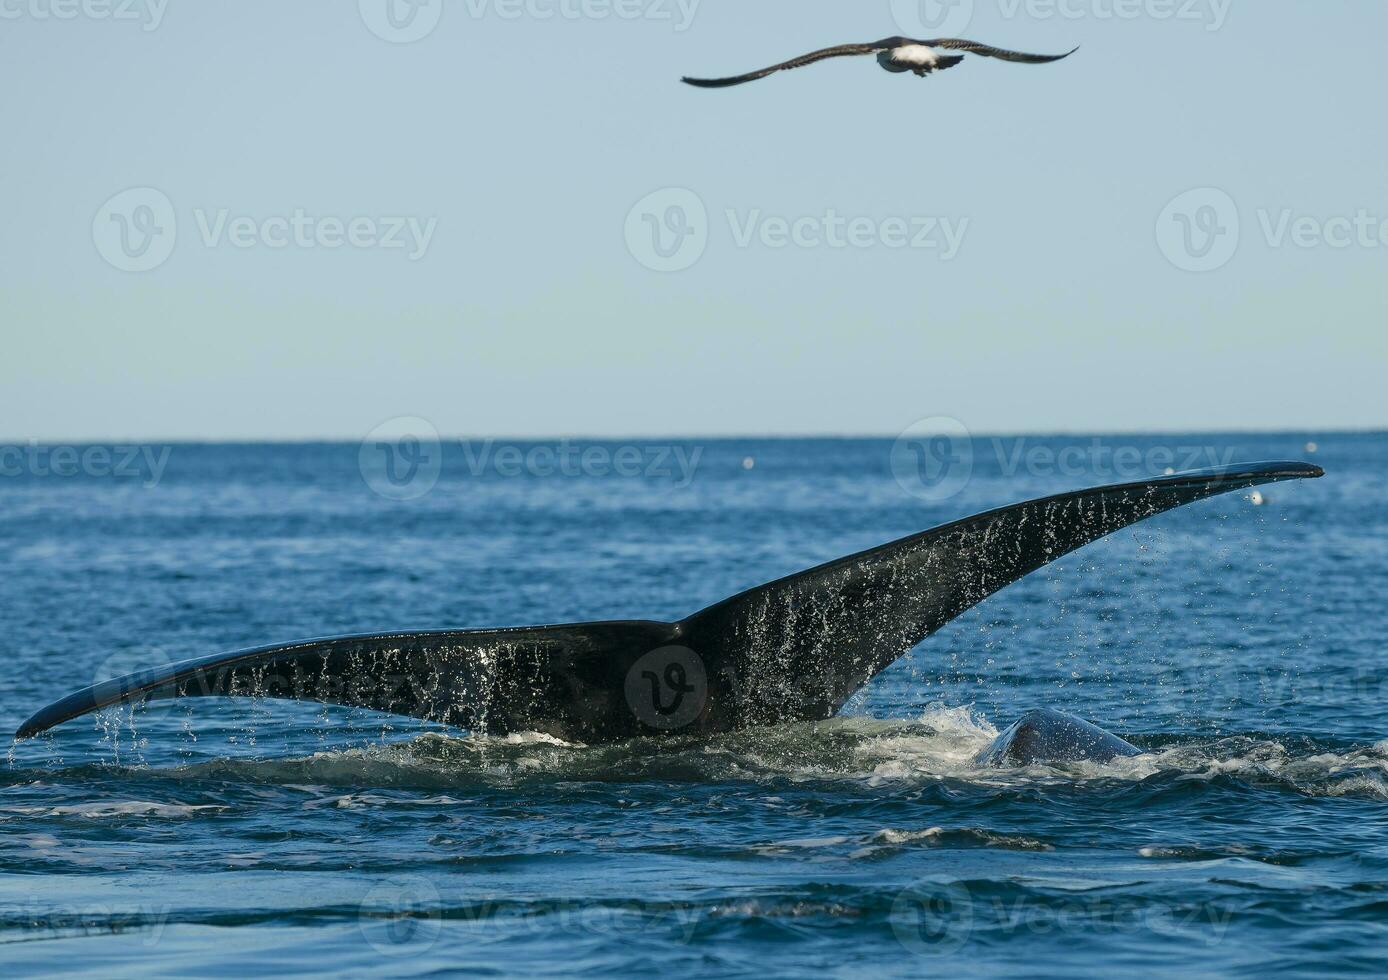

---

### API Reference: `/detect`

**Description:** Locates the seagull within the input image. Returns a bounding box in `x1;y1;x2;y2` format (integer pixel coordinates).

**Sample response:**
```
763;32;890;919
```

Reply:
682;37;1078;88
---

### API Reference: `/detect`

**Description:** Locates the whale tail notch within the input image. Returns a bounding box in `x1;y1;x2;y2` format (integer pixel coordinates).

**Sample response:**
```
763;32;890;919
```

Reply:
15;461;1323;744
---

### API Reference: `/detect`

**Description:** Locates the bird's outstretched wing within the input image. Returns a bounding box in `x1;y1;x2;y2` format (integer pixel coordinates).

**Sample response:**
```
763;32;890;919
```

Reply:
925;39;1079;63
682;42;887;88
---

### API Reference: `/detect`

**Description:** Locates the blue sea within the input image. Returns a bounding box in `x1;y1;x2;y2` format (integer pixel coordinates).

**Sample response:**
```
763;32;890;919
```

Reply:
1;434;1385;977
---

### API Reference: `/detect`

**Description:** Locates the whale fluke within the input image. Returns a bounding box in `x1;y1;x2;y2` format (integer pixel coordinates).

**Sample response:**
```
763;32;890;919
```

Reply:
15;461;1322;744
974;708;1142;767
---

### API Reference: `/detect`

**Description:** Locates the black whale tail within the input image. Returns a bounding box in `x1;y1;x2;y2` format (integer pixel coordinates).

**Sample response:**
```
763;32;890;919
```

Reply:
15;461;1323;744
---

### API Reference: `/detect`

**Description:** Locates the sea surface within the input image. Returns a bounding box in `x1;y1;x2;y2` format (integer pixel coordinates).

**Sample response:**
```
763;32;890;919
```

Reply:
1;434;1384;977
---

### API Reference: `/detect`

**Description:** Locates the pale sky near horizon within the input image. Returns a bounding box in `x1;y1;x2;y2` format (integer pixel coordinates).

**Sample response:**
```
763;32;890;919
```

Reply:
2;0;1385;441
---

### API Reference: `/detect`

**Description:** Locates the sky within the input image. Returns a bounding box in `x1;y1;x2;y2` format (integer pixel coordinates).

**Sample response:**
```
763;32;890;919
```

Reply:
1;0;1385;440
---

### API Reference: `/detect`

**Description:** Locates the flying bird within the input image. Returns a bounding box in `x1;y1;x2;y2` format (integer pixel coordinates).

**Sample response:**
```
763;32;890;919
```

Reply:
682;37;1077;88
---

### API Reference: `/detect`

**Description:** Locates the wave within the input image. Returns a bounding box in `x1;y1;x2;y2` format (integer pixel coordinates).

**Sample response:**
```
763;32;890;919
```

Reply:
15;705;1386;802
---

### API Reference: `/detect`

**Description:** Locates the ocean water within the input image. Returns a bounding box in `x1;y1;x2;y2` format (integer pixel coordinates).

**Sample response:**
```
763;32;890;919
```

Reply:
1;434;1385;977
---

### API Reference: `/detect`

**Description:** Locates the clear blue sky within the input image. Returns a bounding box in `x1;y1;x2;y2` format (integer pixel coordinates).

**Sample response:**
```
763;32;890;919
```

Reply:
2;0;1384;440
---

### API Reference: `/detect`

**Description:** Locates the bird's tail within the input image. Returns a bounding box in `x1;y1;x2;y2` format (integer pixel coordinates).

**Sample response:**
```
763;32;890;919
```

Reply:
936;54;965;72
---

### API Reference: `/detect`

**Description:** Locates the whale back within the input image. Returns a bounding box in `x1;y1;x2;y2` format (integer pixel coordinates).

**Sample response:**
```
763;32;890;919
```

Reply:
974;708;1142;767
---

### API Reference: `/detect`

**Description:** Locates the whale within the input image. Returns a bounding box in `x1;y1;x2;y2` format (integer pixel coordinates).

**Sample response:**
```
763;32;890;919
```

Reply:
974;708;1142;767
14;461;1322;760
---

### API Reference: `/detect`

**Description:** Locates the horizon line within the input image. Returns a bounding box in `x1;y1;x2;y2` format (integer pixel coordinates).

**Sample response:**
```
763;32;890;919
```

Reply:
1;426;1382;446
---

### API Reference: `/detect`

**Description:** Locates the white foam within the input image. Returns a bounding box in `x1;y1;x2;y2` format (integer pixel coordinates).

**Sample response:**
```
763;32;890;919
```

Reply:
874;827;945;845
9;801;227;819
102;708;1388;801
